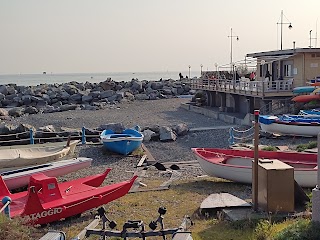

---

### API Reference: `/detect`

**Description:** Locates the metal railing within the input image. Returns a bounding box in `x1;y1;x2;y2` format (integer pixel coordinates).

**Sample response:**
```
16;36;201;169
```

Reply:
259;97;294;115
0;127;101;146
191;78;294;95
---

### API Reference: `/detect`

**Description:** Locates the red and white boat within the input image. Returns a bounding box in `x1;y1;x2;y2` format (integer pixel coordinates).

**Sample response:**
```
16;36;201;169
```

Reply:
191;148;317;188
0;169;137;225
1;157;92;190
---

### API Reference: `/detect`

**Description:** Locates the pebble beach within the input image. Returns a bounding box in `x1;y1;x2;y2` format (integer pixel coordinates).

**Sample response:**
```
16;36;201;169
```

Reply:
3;97;317;185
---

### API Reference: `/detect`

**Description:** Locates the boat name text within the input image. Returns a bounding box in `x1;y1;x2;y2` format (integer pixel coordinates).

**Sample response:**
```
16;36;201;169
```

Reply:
24;207;63;221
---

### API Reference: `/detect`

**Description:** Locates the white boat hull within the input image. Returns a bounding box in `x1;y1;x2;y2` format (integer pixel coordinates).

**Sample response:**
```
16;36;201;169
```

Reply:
1;157;92;190
195;154;317;188
260;122;320;137
0;140;79;170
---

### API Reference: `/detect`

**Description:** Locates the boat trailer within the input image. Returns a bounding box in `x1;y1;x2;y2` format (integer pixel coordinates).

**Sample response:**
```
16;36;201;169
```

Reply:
71;206;193;240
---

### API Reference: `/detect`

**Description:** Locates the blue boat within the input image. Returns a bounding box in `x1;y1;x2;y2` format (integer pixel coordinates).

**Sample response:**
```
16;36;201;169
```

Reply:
259;114;320;136
292;86;316;94
100;128;143;155
299;109;320;116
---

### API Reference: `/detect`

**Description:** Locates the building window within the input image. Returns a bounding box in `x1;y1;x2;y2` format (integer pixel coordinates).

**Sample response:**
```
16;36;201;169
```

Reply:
311;53;320;58
284;64;293;77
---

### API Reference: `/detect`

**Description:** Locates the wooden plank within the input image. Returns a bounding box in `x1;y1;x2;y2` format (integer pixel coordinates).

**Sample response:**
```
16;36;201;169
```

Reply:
74;216;101;240
130;169;147;192
137;155;147;167
129;185;169;193
140;143;156;164
160;171;182;187
162;160;199;166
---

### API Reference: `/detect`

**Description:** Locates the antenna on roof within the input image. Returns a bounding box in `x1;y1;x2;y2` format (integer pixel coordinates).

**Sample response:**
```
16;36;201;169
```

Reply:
316;18;318;48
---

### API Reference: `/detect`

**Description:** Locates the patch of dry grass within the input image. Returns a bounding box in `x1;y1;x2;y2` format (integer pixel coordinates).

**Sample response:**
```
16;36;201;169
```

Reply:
2;172;310;239
38;176;252;239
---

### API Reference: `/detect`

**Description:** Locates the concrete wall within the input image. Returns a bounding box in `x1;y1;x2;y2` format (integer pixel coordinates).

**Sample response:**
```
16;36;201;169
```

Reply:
303;53;320;81
256;51;320;87
180;103;253;126
293;53;304;86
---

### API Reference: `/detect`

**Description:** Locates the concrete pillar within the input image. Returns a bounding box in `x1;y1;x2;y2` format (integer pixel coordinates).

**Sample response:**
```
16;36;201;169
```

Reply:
218;92;226;111
214;92;221;107
206;91;216;107
233;94;240;113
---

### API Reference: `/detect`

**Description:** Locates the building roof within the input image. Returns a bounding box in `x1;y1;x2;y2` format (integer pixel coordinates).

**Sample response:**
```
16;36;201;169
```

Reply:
247;48;320;58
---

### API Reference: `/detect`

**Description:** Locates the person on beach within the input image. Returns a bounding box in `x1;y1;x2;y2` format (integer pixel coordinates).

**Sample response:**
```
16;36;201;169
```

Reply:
179;72;183;79
249;72;255;81
265;70;271;81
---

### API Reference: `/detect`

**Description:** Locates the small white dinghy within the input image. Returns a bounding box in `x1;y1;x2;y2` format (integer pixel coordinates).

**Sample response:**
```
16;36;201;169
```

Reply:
0;157;92;190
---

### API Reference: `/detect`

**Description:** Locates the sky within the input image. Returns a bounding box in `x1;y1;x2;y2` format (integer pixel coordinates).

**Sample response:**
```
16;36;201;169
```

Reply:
1;0;320;74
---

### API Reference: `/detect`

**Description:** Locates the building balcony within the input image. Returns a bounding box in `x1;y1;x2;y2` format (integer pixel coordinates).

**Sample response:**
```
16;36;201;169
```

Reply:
191;78;294;99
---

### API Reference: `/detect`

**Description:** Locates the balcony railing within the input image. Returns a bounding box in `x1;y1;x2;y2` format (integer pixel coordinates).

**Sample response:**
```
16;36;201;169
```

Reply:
191;78;294;97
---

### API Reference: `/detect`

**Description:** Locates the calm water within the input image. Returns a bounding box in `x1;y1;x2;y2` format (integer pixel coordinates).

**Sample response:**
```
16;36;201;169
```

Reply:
0;71;197;86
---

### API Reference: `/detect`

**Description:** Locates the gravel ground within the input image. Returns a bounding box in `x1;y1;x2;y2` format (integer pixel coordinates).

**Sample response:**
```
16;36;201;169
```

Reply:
4;98;234;181
3;98;317;184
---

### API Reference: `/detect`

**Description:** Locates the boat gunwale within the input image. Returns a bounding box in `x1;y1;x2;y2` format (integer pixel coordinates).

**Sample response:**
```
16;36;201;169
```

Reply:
191;148;317;171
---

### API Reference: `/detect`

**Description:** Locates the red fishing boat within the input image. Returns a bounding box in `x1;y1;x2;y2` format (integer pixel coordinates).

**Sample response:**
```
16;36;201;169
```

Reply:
0;169;137;225
192;148;317;187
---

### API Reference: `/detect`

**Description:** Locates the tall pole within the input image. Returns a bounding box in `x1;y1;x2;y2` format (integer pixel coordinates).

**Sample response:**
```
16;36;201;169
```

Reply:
230;28;233;72
277;10;292;50
280;10;283;50
228;28;239;72
310;30;313;48
188;65;191;79
253;109;260;211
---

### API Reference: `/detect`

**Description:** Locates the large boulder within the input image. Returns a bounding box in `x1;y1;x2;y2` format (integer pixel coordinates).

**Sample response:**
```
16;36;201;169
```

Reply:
100;90;115;99
172;123;189;136
60;104;78;112
8;107;25;117
98;122;125;133
24;106;39;114
159;126;177;142
0;123;16;134
0;108;8;116
0;85;8;95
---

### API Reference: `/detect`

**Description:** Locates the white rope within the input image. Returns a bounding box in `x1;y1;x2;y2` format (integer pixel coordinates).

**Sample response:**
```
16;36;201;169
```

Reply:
0;201;11;214
232;126;254;133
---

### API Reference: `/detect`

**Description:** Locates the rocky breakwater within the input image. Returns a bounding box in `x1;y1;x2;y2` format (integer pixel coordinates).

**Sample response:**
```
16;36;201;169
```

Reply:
0;78;193;118
0;122;190;145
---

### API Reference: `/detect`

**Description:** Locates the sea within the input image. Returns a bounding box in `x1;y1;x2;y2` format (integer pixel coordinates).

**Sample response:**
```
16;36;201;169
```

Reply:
0;71;197;86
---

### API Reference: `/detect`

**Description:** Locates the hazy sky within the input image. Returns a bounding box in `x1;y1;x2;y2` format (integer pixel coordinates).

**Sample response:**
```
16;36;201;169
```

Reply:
1;0;320;74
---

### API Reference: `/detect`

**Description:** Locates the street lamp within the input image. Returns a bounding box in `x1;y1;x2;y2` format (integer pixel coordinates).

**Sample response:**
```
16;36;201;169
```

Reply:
214;63;218;78
309;30;317;48
228;28;239;72
200;64;203;76
188;65;191;79
277;10;292;50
